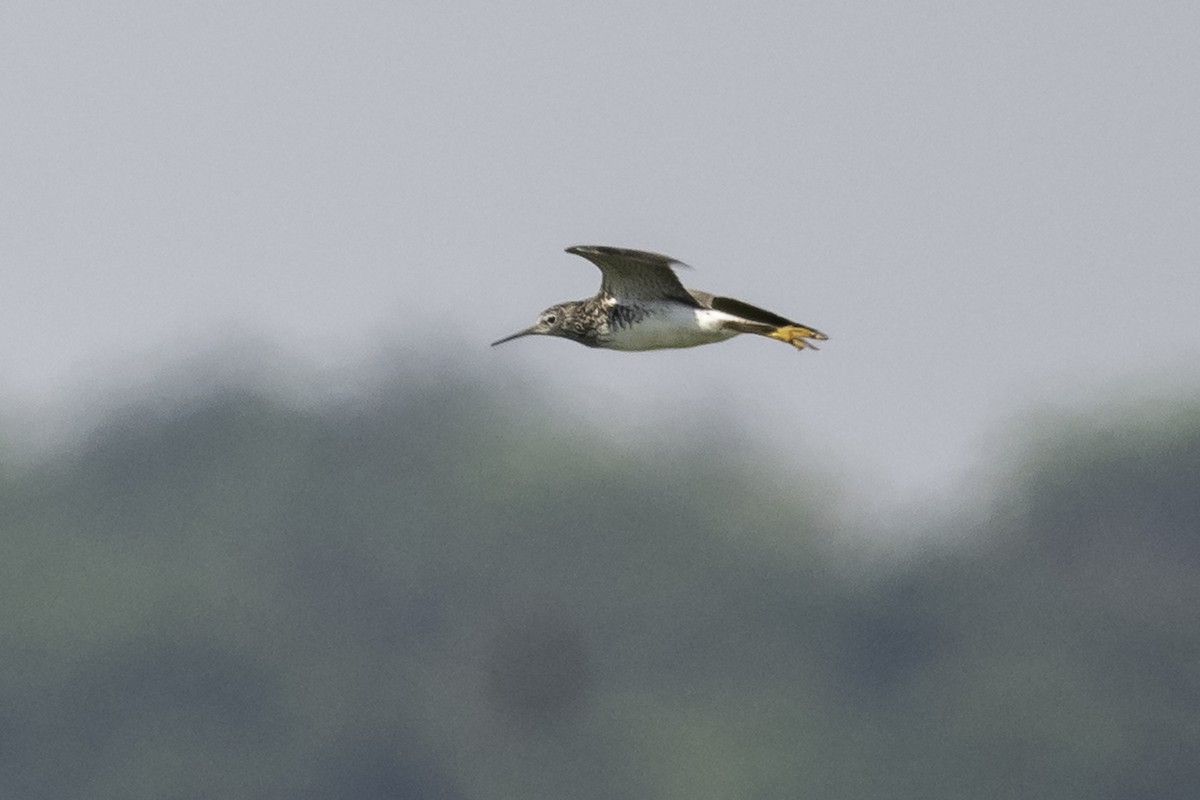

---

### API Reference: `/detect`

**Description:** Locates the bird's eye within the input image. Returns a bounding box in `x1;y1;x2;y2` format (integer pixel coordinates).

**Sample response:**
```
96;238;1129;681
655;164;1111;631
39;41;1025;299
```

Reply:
544;314;557;325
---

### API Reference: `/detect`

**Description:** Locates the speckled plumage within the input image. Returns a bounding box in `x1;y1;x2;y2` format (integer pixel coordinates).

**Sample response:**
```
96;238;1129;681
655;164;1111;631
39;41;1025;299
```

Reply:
491;245;827;352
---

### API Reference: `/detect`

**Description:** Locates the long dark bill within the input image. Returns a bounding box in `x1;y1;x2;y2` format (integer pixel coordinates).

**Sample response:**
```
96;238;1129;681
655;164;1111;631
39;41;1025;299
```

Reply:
490;327;538;346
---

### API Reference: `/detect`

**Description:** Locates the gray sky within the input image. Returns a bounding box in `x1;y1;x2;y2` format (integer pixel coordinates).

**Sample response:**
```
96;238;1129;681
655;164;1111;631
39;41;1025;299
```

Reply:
3;2;1199;505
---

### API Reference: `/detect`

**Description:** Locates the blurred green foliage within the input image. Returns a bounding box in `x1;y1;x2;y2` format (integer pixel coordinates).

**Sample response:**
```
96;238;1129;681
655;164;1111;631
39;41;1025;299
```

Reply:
2;370;1198;799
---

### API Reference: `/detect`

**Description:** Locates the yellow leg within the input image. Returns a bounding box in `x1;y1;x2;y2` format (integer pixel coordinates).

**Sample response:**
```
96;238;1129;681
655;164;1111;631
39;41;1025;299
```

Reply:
767;324;828;350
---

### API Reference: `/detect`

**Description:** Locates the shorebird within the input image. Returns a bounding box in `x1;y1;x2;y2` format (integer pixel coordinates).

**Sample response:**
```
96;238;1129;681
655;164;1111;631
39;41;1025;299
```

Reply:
491;246;827;352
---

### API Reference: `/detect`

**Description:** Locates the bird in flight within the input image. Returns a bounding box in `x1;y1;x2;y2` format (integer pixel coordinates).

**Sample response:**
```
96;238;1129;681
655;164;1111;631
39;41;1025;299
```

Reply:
491;246;827;352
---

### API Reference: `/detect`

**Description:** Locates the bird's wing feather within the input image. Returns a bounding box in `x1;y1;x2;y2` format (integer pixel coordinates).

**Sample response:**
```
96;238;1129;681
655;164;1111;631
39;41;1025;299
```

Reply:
565;246;701;306
702;294;798;328
691;291;828;342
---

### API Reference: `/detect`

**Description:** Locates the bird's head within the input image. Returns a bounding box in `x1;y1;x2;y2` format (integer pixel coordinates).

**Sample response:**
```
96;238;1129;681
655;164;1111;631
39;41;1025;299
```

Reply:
492;304;571;345
491;304;578;346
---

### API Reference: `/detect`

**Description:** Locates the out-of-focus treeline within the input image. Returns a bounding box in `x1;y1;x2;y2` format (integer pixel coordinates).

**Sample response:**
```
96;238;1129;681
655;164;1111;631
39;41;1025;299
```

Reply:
2;366;1198;799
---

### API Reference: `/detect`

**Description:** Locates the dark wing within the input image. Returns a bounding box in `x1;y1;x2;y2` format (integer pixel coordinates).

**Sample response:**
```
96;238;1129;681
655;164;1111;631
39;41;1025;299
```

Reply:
689;290;829;341
694;292;797;328
565;246;701;306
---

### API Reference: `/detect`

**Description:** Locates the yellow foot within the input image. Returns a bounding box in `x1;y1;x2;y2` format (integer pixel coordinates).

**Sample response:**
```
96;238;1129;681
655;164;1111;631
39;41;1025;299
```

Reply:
767;324;828;350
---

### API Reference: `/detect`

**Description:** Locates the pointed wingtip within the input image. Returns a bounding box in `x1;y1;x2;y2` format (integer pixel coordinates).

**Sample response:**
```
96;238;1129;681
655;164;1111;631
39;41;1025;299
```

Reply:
564;245;691;269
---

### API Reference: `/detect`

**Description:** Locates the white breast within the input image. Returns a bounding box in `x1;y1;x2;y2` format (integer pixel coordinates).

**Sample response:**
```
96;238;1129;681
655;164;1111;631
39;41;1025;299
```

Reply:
603;306;741;351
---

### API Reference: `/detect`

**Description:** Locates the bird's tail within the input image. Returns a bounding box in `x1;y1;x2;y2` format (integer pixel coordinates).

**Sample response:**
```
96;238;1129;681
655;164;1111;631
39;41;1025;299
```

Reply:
767;324;828;350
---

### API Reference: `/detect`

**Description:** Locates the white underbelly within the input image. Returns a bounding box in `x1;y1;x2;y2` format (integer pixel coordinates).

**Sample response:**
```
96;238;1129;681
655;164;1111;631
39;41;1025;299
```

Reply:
604;307;740;351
